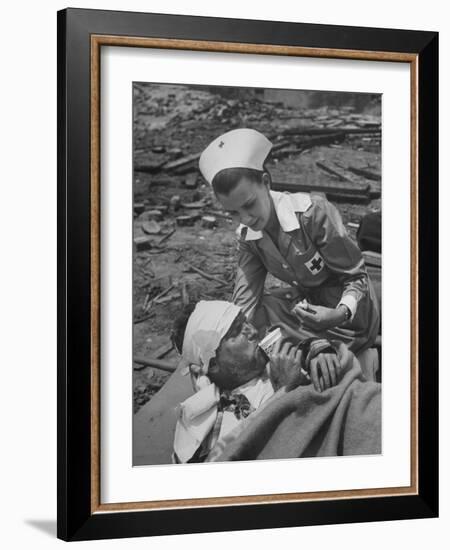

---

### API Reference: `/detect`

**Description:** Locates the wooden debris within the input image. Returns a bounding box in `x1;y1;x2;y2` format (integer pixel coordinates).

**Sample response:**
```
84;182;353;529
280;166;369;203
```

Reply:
134;161;166;174
294;132;347;148
157;228;176;246
152;146;166;154
272;133;347;154
176;214;199;226
150;204;169;215
134;235;153;252
346;166;381;182
143;283;175;312
133;311;155;324
167;148;183;158
201;215;217;229
186;263;228;286
316;161;351;182
142;291;151;312
152;341;174;359
142;220;161;235
163;152;200;172
271;180;371;197
207;210;232;220
133;356;177;373
154;292;181;304
283;127;381;137
133;202;145;215
181;281;190;306
271;180;374;205
182;201;207;209
362;250;382;268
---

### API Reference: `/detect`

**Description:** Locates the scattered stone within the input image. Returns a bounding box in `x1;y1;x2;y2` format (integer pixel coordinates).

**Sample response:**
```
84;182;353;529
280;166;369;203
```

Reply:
139;209;163;222
142;220;161;235
184;173;198;189
170;195;181;211
201;215;217;229
134;236;153;252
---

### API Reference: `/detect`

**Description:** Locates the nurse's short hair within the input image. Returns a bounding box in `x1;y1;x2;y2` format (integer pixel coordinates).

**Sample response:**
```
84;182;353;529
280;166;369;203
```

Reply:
212;167;269;196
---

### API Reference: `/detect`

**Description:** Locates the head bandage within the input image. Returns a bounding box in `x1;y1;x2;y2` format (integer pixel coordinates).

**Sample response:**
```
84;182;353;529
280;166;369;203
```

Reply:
199;128;272;185
181;300;241;375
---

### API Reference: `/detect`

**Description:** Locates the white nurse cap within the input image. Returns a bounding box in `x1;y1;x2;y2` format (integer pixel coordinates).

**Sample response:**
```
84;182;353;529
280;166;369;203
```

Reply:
199;128;272;185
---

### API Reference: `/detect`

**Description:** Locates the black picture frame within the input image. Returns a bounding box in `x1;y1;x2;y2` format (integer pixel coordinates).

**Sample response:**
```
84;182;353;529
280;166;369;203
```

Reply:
57;7;438;542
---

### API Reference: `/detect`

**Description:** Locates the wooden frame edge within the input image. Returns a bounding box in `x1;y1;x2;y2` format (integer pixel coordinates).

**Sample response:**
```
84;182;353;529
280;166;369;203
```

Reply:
92;34;418;62
89;34;420;515
91;34;101;513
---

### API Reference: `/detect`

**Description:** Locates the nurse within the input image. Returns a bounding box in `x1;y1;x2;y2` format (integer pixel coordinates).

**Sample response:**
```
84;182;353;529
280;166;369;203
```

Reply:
199;128;379;354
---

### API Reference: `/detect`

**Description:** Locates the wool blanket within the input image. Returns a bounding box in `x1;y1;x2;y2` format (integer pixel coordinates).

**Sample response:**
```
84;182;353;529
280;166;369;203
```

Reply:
208;343;381;462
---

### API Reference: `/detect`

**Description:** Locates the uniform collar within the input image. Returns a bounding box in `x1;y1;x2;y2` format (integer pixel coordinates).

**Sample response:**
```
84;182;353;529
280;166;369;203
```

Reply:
237;190;312;241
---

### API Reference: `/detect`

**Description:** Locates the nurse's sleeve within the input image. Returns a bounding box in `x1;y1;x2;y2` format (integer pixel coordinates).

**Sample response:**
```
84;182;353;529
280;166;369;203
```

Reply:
305;196;368;320
232;239;267;322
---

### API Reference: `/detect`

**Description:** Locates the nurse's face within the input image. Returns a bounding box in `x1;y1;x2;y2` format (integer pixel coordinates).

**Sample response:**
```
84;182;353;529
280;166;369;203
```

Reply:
216;174;272;232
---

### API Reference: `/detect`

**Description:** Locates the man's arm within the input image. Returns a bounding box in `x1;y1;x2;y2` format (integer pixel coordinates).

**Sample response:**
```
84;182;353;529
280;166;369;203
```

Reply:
232;239;267;322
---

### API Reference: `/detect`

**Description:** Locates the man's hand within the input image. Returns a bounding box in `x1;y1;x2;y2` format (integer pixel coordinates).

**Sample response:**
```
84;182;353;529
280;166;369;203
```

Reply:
268;340;305;391
292;302;348;331
309;352;341;392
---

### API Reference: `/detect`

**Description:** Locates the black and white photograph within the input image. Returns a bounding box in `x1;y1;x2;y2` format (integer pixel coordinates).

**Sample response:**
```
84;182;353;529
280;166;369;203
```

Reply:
132;83;382;466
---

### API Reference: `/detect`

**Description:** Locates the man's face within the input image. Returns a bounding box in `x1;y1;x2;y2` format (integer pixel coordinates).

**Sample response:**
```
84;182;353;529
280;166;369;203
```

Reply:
216;175;272;232
211;312;268;389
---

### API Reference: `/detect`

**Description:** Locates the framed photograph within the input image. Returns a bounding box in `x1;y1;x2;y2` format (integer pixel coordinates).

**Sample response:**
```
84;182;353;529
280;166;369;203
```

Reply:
57;8;438;541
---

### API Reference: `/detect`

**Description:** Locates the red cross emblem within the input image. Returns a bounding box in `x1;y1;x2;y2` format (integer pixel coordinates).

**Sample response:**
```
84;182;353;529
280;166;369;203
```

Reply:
305;252;324;274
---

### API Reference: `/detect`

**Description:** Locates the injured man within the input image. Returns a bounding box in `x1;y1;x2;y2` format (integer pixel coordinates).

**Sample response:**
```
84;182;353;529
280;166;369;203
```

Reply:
172;300;381;464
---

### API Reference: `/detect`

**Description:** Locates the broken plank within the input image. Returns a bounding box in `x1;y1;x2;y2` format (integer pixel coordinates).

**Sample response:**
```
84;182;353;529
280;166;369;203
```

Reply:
181;281;190;306
283;127;381;137
134;161;167;174
271;180;371;197
293;132;347;148
346;166;382;182
316;161;351;182
186;263;228;286
157;228;176;246
163;152;200;171
152;341;174;359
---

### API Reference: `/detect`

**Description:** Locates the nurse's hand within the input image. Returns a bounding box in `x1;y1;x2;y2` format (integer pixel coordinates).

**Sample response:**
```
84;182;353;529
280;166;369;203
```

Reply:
292;303;347;331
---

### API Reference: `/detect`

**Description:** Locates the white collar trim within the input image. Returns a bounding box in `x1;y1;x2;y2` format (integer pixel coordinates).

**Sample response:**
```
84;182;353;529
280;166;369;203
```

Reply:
237;190;312;241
